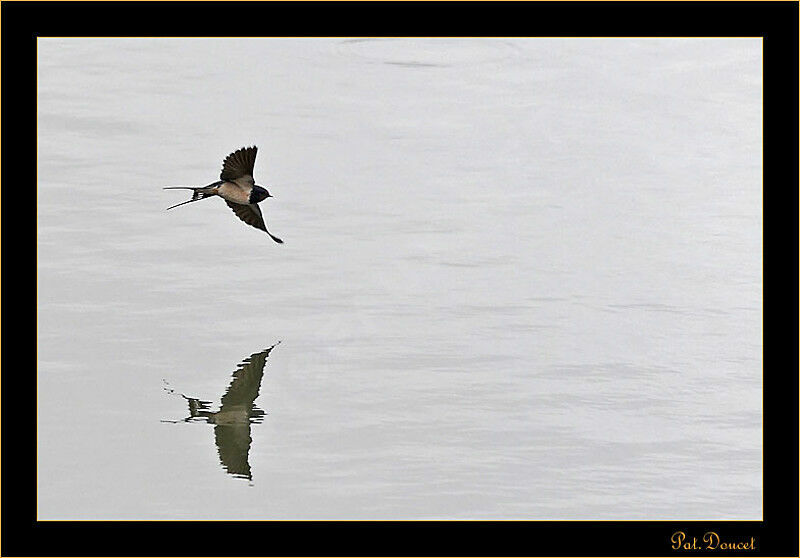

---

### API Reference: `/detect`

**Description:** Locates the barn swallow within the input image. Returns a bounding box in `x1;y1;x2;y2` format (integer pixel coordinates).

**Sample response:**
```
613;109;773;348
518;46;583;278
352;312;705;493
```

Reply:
164;146;283;243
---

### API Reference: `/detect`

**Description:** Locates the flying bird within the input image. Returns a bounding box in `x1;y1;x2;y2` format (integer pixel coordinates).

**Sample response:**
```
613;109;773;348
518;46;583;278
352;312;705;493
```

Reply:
164;146;283;243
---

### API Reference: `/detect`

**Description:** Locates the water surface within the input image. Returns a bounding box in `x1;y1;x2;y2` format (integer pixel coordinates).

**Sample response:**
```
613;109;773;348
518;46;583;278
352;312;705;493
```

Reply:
37;38;762;520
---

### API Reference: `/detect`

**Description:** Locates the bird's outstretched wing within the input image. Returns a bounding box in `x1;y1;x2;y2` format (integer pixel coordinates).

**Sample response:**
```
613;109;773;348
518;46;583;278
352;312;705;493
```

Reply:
220;146;257;182
225;201;284;243
219;344;278;410
214;424;253;480
225;201;267;232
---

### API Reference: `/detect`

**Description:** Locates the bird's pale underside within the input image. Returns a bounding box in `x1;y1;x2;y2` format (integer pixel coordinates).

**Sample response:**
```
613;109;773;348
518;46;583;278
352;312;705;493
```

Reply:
164;146;283;243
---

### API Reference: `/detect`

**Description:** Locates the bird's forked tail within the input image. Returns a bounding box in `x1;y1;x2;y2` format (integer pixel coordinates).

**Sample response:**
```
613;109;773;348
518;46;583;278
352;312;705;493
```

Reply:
163;184;219;210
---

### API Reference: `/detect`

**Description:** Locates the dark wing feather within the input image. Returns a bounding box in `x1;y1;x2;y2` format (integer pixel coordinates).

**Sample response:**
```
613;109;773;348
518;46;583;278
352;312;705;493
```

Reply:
220;146;258;181
213;424;253;480
225;201;267;232
220;345;276;409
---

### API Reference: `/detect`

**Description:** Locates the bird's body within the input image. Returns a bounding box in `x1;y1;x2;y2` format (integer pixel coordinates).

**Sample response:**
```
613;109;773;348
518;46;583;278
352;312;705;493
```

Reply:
165;146;283;243
216;181;251;205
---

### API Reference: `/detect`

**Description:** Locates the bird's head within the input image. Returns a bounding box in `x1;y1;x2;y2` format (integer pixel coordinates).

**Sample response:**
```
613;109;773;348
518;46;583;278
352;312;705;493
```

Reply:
249;185;272;204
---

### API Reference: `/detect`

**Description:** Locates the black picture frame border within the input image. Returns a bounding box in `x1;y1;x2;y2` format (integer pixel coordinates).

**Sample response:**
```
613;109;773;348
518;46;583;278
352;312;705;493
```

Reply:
5;1;797;556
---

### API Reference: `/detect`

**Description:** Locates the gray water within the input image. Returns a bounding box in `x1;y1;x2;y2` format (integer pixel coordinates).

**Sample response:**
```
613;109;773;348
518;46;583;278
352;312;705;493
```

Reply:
37;38;762;520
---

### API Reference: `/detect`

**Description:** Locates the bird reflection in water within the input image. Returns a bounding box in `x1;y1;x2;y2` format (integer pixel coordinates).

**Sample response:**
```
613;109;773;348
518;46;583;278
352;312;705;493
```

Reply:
163;342;280;481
